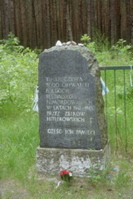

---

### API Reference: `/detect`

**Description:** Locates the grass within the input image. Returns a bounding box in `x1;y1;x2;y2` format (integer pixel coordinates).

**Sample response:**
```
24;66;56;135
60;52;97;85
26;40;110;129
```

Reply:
0;109;39;180
1;81;133;199
101;69;133;156
0;37;133;198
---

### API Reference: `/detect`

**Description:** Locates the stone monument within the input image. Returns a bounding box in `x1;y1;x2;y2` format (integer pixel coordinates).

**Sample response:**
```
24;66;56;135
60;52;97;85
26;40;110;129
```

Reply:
36;42;110;176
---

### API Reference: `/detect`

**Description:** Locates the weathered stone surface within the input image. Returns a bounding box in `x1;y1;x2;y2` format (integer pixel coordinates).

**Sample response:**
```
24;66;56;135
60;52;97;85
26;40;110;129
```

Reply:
36;143;110;176
38;45;107;150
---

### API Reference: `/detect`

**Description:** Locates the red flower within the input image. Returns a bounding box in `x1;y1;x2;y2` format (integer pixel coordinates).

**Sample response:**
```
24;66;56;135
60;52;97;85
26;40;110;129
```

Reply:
60;170;72;182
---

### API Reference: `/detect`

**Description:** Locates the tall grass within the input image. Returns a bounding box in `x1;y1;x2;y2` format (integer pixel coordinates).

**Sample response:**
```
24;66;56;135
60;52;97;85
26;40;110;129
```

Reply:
81;34;133;155
101;70;133;155
0;110;39;180
0;34;133;184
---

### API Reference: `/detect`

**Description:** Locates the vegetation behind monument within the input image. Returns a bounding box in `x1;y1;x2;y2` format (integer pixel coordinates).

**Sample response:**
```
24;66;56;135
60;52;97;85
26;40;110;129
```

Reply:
0;34;133;191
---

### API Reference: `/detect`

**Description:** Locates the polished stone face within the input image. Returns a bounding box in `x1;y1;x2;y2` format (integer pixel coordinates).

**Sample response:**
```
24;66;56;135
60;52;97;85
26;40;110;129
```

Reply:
38;46;107;150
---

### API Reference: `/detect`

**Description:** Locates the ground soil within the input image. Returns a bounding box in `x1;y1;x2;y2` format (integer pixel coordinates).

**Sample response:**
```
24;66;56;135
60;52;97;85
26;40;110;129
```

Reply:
0;176;133;199
0;179;31;199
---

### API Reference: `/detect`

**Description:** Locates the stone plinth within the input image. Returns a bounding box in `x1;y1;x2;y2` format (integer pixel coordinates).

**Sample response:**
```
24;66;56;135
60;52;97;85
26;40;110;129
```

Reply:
36;143;110;177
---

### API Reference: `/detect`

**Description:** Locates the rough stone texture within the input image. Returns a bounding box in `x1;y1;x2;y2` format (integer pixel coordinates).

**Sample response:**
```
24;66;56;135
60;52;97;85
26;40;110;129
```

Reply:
36;143;110;177
37;44;110;176
38;45;108;150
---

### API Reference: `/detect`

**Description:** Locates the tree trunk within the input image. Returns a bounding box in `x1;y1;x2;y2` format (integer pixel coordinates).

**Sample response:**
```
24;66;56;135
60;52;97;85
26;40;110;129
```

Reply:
130;0;133;45
87;0;91;37
0;0;132;49
9;0;15;34
65;0;73;41
97;0;102;33
131;0;133;45
110;0;117;44
120;0;127;41
4;0;9;38
46;0;51;47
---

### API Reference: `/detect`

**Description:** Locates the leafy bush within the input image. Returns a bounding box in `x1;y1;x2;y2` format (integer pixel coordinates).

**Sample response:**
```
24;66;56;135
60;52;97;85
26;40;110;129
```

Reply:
111;39;132;54
0;33;38;112
81;34;96;53
81;32;110;52
81;34;133;66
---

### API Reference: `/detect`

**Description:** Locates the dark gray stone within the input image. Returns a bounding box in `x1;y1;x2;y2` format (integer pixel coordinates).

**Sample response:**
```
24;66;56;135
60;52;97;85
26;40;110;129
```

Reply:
38;45;107;150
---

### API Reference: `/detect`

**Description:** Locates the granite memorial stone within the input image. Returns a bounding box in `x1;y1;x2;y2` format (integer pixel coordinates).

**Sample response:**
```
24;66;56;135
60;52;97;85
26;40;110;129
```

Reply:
36;43;110;176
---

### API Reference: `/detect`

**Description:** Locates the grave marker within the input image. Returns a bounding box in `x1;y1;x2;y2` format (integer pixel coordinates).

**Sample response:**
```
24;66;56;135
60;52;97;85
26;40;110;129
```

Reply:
36;43;110;176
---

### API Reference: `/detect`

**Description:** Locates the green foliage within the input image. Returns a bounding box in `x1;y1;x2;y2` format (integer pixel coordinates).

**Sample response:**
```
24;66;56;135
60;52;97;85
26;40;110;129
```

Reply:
111;39;132;54
98;39;132;66
88;164;110;186
0;33;38;112
101;68;133;154
81;34;133;66
109;39;133;62
81;34;96;53
92;29;110;52
0;33;133;198
0;32;22;52
0;112;39;179
80;34;133;154
81;32;110;53
81;34;91;45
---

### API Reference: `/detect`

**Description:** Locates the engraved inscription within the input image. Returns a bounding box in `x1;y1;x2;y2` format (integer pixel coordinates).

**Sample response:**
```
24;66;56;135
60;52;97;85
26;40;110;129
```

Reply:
46;128;96;136
39;48;104;150
45;76;96;135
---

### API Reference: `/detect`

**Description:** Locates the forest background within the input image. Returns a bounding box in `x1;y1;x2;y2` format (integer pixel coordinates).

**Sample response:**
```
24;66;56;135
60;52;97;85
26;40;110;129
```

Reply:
0;1;133;198
0;0;133;49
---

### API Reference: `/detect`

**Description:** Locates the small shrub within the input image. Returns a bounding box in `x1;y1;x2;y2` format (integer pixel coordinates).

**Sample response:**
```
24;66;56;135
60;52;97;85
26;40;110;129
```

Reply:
110;39;132;60
80;34;96;53
0;33;38;113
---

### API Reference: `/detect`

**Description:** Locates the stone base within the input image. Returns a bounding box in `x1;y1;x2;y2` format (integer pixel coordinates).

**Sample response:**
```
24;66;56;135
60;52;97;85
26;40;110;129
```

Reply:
36;143;110;177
